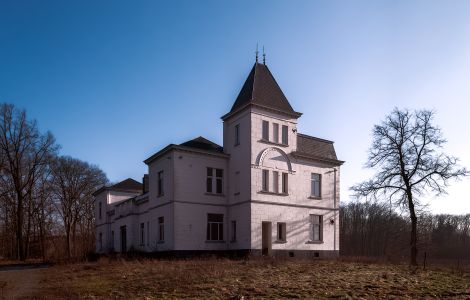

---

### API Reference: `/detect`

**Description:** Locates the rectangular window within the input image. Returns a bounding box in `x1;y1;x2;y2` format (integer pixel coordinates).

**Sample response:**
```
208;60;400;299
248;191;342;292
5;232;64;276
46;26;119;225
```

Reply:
231;220;237;242
99;202;102;219
262;120;269;140
147;221;150;246
158;171;164;196
282;125;288;145
273;123;279;143
273;171;279;194
158;217;164;242
310;215;323;241
140;223;145;245
311;173;321;198
282;172;288;194
277;222;286;242
216;169;223;194
207;168;223;194
262;169;269;192
207;214;224;241
235;124;240;146
206;168;213;193
99;232;103;250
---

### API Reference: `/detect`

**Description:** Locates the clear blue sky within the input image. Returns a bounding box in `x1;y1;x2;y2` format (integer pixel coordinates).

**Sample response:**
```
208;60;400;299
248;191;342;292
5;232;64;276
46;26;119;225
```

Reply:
1;1;469;214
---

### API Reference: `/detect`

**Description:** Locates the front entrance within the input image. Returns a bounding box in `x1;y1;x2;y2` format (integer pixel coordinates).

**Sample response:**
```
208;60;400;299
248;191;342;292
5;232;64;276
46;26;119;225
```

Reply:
120;225;127;253
262;221;272;256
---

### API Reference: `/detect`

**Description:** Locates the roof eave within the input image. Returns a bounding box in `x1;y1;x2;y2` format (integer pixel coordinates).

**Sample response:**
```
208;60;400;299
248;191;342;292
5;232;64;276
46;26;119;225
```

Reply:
221;102;302;121
291;151;345;166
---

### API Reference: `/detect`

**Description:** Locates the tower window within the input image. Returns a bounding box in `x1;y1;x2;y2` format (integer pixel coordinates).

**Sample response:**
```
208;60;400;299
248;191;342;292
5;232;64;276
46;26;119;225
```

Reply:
262;120;269;140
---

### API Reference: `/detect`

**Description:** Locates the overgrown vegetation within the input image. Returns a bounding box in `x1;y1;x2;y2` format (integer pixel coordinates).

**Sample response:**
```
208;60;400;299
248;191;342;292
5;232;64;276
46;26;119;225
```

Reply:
30;258;470;299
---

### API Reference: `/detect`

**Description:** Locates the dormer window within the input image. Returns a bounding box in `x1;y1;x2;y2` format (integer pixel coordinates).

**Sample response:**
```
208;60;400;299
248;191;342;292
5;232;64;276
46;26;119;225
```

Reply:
262;120;269;140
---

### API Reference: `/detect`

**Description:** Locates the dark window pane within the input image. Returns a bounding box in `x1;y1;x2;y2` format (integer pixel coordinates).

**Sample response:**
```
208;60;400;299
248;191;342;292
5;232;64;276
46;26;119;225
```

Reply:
207;167;213;177
206;178;212;193
219;223;223;240
216;169;223;178
208;213;223;222
282;125;288;144
216;178;223;194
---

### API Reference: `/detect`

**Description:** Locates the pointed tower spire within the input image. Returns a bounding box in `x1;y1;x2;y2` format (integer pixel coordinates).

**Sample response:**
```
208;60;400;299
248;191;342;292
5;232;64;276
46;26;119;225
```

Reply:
255;44;259;63
262;46;266;65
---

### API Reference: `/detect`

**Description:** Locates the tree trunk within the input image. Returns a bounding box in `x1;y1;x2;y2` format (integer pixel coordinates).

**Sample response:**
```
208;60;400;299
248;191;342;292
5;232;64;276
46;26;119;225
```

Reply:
407;190;418;266
16;193;25;261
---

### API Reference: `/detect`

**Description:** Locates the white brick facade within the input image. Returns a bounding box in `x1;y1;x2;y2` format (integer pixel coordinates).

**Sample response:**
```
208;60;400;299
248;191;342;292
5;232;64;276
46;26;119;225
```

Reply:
94;62;343;257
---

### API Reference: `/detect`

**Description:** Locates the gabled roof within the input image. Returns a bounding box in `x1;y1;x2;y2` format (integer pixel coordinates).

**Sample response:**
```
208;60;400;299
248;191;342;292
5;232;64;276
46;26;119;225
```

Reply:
222;63;302;120
144;136;227;165
292;133;344;166
93;178;142;196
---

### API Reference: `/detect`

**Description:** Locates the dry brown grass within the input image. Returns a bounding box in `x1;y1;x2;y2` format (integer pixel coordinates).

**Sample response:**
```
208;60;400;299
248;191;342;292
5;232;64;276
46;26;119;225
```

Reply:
32;257;470;299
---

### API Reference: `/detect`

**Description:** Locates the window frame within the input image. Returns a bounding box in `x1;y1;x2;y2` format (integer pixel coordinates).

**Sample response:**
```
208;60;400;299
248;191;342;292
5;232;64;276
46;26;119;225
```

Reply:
158;216;165;242
282;125;288;145
311;173;321;198
157;170;164;197
277;222;287;242
310;215;323;242
140;222;145;245
230;220;237;242
262;120;269;141
282;172;288;194
234;124;240;146
262;169;269;192
206;213;224;241
273;171;279;194
273;123;279;143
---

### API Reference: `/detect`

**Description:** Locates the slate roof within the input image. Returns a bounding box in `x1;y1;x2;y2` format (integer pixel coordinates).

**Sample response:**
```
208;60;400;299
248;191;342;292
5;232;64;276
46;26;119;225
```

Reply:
92;178;142;196
144;136;227;165
222;63;302;120
292;133;344;165
179;136;224;154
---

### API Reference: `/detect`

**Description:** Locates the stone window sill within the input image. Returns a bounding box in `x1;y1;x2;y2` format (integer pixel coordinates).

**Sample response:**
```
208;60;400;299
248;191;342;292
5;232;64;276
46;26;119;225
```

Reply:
259;139;288;147
157;240;165;244
306;240;324;244
274;240;287;244
205;240;225;243
205;192;225;197
258;191;289;196
308;196;322;200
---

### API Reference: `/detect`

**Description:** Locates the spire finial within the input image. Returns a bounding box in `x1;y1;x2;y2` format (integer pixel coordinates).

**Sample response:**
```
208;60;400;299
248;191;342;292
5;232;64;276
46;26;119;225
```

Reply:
262;46;266;65
255;44;259;63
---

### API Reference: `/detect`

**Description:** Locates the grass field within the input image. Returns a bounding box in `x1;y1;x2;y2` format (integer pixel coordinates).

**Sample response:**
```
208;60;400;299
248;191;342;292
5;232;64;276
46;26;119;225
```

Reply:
24;257;470;299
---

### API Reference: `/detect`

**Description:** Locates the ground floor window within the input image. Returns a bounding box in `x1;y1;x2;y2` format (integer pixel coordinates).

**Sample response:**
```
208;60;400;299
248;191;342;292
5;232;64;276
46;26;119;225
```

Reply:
140;223;145;245
207;213;224;241
310;215;323;241
158;217;165;242
99;232;102;250
277;222;286;242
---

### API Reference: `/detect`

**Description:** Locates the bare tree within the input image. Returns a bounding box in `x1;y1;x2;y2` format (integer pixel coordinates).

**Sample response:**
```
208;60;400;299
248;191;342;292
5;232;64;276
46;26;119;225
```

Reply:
0;104;58;260
351;108;468;266
50;156;107;258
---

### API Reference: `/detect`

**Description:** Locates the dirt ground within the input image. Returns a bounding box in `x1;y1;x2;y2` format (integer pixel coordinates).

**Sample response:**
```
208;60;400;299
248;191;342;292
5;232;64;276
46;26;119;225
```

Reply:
0;266;47;299
12;258;468;299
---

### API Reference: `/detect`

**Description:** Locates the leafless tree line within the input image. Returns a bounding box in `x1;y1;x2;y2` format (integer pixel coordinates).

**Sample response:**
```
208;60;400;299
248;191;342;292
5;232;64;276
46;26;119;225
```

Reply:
340;202;470;262
0;104;107;261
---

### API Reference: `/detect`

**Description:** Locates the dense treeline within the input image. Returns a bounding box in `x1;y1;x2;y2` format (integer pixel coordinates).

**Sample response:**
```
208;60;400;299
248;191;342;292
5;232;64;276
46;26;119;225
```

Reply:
340;202;470;262
0;104;107;261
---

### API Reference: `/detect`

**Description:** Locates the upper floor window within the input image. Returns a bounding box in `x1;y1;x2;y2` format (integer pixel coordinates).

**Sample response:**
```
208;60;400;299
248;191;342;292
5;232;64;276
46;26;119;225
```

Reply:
262;169;269;192
273;123;279;143
273;171;279;193
207;213;224;241
158;171;164;196
207;168;224;194
282;172;288;194
262;120;269;140
98;202;102;219
311;173;321;198
310;215;323;242
282;125;288;145
234;124;240;146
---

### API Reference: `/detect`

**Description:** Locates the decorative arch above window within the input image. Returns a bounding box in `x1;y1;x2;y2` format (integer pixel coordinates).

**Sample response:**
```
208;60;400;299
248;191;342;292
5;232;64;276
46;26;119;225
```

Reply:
256;147;293;173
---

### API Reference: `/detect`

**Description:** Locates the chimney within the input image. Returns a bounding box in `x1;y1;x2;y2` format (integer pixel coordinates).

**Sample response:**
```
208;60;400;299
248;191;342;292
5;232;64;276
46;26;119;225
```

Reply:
143;174;149;194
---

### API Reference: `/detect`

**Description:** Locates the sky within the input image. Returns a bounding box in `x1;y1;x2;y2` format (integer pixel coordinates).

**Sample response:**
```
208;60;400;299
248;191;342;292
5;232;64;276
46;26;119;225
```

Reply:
1;1;469;214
